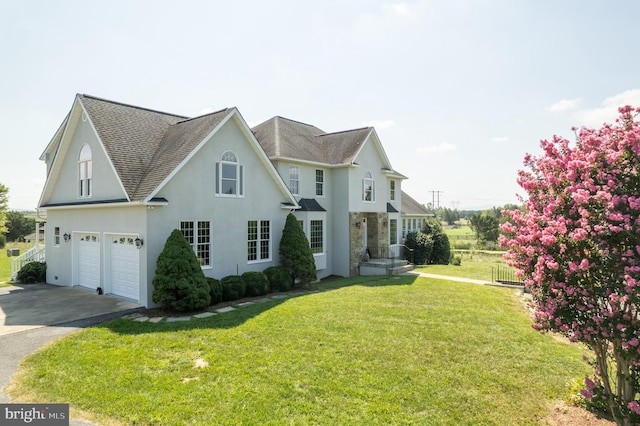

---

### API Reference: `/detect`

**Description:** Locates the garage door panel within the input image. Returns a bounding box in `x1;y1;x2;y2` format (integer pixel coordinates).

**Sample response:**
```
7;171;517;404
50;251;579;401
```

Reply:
110;235;139;301
78;234;100;290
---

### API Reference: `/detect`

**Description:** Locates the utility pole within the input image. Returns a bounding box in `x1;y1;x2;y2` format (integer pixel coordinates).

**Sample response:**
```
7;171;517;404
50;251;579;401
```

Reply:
428;190;444;210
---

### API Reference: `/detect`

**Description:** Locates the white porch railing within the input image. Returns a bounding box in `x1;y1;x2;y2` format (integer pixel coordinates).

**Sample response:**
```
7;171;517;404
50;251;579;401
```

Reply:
10;246;46;281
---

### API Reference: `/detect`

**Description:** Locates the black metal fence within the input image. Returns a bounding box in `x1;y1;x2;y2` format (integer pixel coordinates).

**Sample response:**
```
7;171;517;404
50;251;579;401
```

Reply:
491;265;524;286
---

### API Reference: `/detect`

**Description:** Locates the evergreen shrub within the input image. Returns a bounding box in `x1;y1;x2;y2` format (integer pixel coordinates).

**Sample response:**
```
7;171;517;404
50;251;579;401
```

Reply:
242;271;269;296
221;275;246;301
404;232;433;265
279;213;317;286
206;277;223;305
16;261;46;283
264;266;291;292
152;229;211;311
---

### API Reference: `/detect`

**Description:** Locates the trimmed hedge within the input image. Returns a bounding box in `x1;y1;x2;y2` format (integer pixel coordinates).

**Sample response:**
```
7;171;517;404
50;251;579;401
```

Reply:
206;277;223;305
16;261;46;283
221;275;246;301
264;266;291;292
242;271;269;297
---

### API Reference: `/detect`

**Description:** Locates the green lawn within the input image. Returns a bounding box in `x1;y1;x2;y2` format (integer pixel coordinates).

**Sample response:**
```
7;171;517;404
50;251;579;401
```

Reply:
0;242;33;283
416;250;512;281
10;275;590;425
444;225;476;250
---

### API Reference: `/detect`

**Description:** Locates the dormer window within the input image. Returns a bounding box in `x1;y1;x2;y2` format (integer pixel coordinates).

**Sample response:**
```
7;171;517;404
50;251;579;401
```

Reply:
216;151;244;196
363;171;375;202
78;144;92;198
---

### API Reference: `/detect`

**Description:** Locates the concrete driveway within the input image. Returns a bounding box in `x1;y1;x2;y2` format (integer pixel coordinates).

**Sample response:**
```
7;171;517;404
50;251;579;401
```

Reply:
0;283;141;336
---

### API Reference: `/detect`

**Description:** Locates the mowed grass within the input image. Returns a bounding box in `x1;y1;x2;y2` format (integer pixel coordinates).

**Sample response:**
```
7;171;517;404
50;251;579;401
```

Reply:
0;242;32;283
417;250;512;281
10;275;590;425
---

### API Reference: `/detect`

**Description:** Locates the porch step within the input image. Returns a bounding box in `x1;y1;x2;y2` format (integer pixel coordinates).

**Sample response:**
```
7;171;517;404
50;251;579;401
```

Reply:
359;259;413;276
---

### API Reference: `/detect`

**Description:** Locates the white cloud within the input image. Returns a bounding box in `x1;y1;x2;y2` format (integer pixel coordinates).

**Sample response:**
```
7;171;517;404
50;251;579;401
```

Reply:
547;98;582;113
491;136;509;143
575;89;640;127
351;1;424;43
363;119;396;130
384;2;412;17
417;142;456;153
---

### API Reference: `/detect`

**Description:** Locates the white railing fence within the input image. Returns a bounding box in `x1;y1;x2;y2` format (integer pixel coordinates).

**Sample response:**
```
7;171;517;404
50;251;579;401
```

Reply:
10;246;46;281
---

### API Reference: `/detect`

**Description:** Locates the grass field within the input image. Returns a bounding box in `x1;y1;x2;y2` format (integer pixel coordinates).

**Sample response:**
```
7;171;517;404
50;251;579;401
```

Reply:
9;275;590;425
0;242;33;283
416;250;512;281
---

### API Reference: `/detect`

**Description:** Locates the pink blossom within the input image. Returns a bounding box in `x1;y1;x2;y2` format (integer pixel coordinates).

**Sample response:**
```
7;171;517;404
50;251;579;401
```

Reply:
628;401;640;415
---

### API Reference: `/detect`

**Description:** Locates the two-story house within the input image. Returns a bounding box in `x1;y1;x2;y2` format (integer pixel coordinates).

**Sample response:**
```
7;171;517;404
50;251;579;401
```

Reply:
36;94;408;307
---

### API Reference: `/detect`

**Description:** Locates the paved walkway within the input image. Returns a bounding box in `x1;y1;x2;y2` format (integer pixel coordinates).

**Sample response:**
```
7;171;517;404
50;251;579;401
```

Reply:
408;271;491;285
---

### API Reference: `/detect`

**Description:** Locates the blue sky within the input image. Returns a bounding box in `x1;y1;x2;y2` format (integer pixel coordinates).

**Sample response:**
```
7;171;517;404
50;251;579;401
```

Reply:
3;0;640;211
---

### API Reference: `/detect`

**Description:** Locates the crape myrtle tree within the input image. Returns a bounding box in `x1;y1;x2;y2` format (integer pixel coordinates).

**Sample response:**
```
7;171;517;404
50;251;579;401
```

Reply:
500;106;640;425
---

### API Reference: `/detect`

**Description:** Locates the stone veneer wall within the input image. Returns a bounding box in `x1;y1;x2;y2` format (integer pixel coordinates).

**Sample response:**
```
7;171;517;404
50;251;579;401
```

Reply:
349;212;390;275
349;212;364;275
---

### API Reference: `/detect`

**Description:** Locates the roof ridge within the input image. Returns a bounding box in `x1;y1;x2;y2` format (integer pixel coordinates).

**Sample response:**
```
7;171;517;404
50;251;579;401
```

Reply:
274;115;324;131
80;94;189;119
175;108;230;124
319;127;371;137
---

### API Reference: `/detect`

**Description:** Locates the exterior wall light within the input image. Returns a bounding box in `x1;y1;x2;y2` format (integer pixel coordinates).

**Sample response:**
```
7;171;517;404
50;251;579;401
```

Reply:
135;237;144;249
63;233;71;242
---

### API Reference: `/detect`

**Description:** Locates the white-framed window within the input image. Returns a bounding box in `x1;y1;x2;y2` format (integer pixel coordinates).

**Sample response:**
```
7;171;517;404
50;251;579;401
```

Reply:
315;169;324;197
363;171;375;202
310;220;324;254
78;144;92;198
54;226;60;247
402;219;407;239
180;221;211;267
248;220;271;262
389;180;396;201
289;165;300;196
216;151;244;196
390;219;398;245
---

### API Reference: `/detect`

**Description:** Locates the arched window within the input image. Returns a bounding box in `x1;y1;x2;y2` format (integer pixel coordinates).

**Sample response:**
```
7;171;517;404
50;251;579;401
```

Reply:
215;151;244;196
78;144;92;198
363;171;375;202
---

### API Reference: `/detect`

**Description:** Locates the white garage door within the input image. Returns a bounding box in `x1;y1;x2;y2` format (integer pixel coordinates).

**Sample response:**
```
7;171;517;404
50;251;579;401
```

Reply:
109;235;139;301
78;233;100;290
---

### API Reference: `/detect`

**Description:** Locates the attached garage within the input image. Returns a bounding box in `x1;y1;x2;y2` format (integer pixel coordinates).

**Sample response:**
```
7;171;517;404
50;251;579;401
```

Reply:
107;235;140;302
77;233;100;290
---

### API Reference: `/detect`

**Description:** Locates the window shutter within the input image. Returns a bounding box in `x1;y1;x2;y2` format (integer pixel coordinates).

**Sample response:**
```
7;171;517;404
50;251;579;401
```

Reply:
239;165;244;195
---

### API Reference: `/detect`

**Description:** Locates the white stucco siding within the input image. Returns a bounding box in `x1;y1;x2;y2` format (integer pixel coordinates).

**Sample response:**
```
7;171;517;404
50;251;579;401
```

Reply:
44;205;148;304
46;117;126;204
330;168;351;277
148;118;289;281
348;138;387;212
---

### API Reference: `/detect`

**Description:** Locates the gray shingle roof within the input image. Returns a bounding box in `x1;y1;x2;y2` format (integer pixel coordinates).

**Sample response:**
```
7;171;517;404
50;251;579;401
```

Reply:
402;191;430;216
79;94;232;202
251;116;371;165
297;198;326;212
